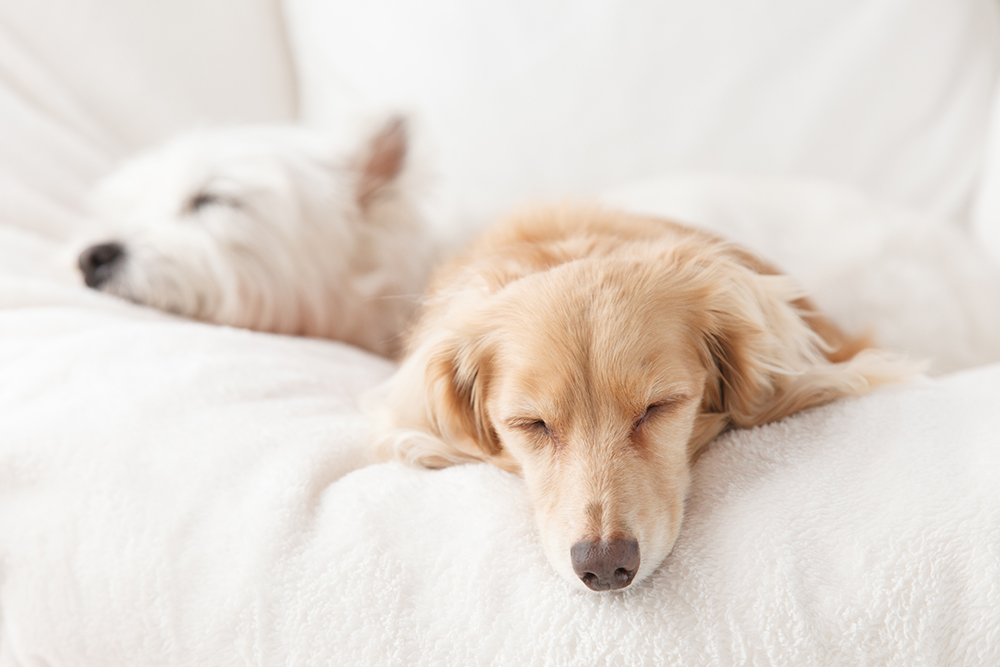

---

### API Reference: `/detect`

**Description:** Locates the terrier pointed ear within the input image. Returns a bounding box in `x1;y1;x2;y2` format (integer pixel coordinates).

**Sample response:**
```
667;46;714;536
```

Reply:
355;116;408;208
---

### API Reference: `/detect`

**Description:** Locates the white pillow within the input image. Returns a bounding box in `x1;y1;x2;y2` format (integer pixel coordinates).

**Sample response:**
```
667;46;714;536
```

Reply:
284;0;1000;227
0;0;297;241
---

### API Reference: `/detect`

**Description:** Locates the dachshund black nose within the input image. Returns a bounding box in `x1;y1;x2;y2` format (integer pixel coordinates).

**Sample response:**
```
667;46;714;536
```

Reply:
571;537;640;591
79;242;124;288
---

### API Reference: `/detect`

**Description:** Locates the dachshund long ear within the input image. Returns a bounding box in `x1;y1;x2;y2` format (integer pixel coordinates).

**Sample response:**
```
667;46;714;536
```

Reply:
696;264;922;438
371;300;512;470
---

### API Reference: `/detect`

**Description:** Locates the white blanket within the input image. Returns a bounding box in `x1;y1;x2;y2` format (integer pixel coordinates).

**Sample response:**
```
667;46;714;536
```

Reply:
1;226;998;666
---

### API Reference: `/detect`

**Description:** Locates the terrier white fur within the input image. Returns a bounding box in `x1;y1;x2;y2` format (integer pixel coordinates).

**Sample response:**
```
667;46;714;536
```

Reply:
79;119;432;358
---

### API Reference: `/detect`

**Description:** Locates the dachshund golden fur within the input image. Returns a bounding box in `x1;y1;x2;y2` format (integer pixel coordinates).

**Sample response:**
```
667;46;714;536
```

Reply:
373;205;918;592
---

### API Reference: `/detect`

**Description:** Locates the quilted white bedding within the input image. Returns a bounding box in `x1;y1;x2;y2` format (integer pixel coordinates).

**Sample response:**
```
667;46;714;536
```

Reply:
1;224;999;665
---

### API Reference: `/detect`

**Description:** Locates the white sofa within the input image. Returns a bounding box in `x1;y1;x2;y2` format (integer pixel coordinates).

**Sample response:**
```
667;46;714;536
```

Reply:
1;1;998;665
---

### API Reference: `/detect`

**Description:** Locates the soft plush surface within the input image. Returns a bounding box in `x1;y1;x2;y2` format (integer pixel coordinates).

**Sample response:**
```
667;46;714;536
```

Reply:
1;227;998;664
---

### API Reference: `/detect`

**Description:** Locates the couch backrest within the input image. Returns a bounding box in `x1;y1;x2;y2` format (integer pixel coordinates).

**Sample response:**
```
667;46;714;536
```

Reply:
0;0;297;239
283;0;1000;228
971;79;1000;263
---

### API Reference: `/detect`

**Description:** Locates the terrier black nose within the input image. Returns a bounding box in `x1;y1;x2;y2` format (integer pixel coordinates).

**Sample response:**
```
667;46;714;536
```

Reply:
79;242;125;288
571;537;640;591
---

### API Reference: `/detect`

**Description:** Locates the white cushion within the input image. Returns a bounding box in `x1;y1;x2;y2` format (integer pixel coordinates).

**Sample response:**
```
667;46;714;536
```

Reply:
1;207;998;665
284;0;1000;226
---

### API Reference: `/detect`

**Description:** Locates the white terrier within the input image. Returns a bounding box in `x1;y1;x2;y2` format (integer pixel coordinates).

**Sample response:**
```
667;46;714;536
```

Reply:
78;118;433;358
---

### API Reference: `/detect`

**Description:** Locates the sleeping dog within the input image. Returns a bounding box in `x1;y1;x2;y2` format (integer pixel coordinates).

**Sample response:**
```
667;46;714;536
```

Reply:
78;118;432;358
372;205;919;592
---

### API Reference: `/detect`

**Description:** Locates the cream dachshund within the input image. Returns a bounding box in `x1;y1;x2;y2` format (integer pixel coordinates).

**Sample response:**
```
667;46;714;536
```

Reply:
373;204;918;592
